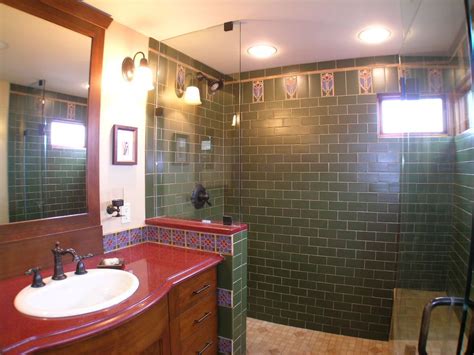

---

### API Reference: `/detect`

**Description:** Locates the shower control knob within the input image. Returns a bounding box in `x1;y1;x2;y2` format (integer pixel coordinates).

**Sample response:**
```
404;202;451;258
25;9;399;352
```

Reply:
191;184;211;209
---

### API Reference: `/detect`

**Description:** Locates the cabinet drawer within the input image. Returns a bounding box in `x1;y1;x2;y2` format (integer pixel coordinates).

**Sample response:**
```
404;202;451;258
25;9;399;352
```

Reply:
178;291;216;340
181;314;217;355
169;268;216;316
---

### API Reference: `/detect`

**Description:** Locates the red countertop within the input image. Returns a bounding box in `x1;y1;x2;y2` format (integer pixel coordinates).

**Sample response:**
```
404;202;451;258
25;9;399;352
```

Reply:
0;243;223;354
145;217;247;235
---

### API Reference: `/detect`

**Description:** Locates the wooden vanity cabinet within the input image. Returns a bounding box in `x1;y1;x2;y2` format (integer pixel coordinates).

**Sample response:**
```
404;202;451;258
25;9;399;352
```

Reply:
36;267;218;355
169;267;218;355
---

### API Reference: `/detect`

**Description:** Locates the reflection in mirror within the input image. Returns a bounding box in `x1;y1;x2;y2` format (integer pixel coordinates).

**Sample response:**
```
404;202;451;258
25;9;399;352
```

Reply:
0;4;91;224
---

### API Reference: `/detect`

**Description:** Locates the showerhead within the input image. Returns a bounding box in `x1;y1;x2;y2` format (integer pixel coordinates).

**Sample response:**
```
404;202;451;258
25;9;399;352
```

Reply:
208;79;224;93
196;72;224;94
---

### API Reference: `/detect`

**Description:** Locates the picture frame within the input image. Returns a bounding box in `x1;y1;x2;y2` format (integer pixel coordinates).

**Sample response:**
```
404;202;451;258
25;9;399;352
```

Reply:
112;125;137;165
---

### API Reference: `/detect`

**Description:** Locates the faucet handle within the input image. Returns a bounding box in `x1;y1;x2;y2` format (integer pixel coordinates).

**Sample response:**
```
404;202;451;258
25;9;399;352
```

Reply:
25;267;46;288
75;253;94;275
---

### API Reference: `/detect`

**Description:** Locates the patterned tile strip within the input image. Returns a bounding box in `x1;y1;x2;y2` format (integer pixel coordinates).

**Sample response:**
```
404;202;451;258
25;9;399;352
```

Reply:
218;336;233;354
103;225;239;256
217;288;233;308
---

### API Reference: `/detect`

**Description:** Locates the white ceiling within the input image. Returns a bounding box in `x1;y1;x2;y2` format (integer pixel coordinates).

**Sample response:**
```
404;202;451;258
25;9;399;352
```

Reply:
86;0;466;74
0;4;91;97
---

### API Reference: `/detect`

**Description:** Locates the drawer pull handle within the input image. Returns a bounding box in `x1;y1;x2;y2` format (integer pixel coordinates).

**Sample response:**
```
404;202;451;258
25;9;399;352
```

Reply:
197;341;213;355
194;311;212;324
192;284;210;295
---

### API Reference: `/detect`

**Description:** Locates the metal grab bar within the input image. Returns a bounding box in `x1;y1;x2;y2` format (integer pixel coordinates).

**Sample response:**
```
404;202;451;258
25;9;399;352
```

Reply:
418;297;465;355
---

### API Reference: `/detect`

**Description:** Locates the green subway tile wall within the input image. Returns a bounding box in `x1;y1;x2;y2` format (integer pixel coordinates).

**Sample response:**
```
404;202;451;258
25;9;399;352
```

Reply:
146;38;241;222
399;137;454;290
7;84;87;222
449;130;474;298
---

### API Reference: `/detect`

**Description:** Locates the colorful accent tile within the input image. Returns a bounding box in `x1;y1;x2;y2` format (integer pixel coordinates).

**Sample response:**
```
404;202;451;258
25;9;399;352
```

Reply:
216;235;232;255
428;68;443;93
358;68;373;94
66;103;76;119
130;228;142;245
284;76;298;99
217;288;233;308
218;336;233;354
321;72;334;97
172;229;186;247
252;80;264;103
201;233;216;252
145;226;159;242
175;64;185;98
116;230;130;249
103;233;116;253
186;231;200;249
160;228;172;245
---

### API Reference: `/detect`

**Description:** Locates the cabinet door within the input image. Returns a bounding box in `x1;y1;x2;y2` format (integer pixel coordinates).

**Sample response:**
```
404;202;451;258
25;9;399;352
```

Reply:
38;296;170;355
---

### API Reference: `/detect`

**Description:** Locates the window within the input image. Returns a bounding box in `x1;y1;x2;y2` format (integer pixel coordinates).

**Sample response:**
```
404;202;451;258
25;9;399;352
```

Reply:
50;121;86;149
378;95;446;136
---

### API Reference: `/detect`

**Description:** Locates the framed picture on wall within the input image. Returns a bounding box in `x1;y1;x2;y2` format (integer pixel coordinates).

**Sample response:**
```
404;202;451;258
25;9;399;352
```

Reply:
112;125;137;165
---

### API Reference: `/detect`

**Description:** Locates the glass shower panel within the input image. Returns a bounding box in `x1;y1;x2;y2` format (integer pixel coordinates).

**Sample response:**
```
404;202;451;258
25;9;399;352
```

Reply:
151;22;241;222
394;0;473;352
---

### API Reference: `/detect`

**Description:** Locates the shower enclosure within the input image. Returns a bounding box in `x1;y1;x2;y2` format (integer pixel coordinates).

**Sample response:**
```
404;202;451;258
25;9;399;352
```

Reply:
145;0;474;352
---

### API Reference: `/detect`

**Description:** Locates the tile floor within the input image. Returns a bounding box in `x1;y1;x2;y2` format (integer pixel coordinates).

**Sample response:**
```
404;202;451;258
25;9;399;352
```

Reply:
247;288;466;355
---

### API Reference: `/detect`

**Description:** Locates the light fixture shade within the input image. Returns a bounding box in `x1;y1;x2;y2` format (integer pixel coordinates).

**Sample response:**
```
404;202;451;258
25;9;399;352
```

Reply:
184;86;202;105
134;65;154;91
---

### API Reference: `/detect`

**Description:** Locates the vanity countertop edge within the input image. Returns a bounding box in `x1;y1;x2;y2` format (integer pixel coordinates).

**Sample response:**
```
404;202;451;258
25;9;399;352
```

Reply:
0;243;223;354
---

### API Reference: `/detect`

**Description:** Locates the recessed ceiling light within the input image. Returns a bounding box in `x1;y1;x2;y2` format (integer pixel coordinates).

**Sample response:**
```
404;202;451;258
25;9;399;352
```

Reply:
358;27;391;44
247;45;277;59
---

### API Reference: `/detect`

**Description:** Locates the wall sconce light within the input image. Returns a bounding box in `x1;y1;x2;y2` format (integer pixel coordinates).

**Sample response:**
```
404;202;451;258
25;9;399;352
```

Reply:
184;85;202;105
122;51;154;91
106;199;124;217
182;72;224;106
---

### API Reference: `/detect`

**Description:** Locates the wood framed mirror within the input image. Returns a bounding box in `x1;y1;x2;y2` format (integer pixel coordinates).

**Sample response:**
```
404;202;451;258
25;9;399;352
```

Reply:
0;0;112;279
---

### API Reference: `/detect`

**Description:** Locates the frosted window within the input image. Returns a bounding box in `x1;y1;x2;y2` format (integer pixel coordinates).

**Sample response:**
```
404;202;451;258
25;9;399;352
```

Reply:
51;121;86;149
380;97;445;134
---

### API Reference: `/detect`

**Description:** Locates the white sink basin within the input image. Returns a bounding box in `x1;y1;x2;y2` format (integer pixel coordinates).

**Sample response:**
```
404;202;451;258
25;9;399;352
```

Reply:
14;269;139;318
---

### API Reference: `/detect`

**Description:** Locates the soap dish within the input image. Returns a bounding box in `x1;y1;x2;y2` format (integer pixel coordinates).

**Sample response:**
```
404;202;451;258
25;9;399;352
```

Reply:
97;258;125;270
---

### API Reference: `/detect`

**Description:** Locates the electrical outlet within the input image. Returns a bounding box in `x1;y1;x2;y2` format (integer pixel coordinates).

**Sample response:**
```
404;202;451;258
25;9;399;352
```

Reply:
121;202;130;224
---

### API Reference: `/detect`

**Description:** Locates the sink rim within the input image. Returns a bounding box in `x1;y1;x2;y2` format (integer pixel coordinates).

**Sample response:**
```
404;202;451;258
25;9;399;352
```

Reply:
14;268;140;318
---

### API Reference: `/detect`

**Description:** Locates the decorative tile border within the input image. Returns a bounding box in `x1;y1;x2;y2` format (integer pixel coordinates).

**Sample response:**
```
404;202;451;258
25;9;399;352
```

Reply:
217;288;233;308
103;227;145;253
321;72;334;97
428;68;443;93
218;336;233;354
358;68;373;94
284;76;298;99
103;225;236;256
252;80;264;103
175;63;185;98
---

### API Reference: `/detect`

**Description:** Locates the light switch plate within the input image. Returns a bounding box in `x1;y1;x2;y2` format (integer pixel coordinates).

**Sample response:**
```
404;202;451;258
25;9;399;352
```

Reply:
121;202;130;224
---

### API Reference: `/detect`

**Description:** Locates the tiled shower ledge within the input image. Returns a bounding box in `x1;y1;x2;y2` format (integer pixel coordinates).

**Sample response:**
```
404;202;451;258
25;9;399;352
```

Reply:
145;217;247;235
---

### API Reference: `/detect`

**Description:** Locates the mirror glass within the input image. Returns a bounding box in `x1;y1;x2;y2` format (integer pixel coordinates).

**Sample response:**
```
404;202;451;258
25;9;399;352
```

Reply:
0;4;91;224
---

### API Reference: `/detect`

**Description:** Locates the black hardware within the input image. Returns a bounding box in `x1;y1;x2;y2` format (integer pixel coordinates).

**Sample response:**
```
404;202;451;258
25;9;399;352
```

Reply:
197;341;213;355
75;253;94;275
192;284;211;295
25;267;45;288
418;296;466;355
106;199;124;217
223;215;232;226
51;241;78;280
224;21;233;32
194;312;212;324
191;184;212;209
155;106;163;117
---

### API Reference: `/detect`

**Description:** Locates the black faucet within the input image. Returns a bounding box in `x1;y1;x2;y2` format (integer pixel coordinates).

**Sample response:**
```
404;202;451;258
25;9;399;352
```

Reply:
51;241;78;280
